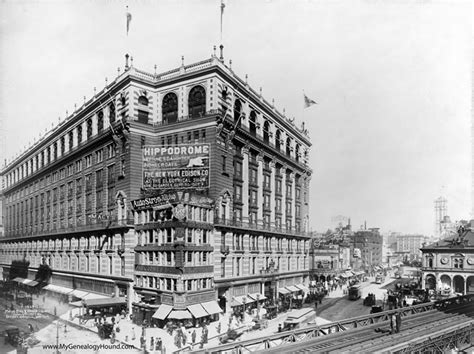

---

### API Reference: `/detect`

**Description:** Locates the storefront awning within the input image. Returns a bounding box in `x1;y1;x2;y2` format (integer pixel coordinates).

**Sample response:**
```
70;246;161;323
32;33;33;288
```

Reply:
13;277;26;283
43;284;74;295
295;284;309;292
70;300;84;307
248;293;267;301
278;288;291;295
70;290;90;299
168;310;192;320
24;280;39;287
83;297;126;308
187;304;208;318
286;285;300;293
201;301;222;315
231;295;254;306
152;304;173;320
83;293;109;300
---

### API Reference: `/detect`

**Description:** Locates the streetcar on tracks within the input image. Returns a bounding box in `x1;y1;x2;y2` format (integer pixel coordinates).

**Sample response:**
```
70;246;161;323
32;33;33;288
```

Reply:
348;285;362;300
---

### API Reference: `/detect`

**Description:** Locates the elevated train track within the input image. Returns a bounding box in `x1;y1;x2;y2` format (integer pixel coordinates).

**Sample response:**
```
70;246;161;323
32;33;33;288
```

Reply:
193;294;474;353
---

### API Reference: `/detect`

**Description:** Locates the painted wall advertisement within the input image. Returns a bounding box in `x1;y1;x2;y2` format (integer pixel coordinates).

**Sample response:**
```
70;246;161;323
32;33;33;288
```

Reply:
143;144;210;190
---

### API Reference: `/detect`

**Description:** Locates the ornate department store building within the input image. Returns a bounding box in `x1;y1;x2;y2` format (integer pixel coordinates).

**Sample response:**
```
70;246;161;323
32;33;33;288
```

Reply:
0;49;312;324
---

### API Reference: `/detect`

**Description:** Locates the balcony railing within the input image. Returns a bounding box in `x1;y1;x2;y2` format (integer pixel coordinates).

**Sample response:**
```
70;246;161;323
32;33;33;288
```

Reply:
214;217;309;237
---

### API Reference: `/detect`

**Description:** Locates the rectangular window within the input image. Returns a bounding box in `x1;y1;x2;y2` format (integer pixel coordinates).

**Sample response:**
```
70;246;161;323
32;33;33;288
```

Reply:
85;155;92;168
107;165;115;184
95;149;103;163
234;161;242;178
107;144;116;158
96;169;103;188
222;156;226;172
234;185;242;202
75;160;82;172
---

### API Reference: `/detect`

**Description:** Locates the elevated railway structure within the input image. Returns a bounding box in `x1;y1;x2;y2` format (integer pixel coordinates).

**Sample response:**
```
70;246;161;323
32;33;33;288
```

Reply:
192;294;474;353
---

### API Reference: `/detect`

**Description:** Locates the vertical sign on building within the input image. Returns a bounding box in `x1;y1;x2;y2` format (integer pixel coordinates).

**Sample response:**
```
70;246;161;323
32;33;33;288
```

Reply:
142;144;210;190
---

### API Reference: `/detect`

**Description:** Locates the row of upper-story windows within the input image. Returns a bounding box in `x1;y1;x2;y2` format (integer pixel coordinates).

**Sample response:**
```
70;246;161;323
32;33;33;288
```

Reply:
228;97;309;163
5;101;117;189
4;145;116;205
224;233;308;252
135;275;212;292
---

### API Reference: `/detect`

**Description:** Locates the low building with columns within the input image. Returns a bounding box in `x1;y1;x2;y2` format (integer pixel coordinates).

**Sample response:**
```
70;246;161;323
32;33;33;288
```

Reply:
0;48;312;322
420;223;474;295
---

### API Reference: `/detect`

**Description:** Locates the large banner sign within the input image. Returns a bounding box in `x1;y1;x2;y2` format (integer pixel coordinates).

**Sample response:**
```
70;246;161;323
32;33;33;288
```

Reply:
143;144;210;190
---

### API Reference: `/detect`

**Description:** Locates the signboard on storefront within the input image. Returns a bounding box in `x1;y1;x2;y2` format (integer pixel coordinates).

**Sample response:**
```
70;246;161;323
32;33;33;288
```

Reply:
131;192;179;211
142;144;210;190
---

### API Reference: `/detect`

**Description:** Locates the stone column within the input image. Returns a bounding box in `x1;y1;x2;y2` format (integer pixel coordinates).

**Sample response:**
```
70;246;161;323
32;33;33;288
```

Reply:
281;166;287;229
290;172;296;232
257;154;264;226
269;161;276;228
242;146;250;223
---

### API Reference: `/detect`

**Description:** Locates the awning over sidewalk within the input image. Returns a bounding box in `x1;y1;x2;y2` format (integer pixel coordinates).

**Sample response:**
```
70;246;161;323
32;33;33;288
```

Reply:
83;293;109;300
286;285;300;293
12;277;26;283
168;310;192;320
43;284;74;295
187;304;208;318
70;290;90;299
70;301;83;307
230;295;254;307
295;284;309;292
83;297;126;308
152;304;173;320
24;280;39;287
248;293;267;301
278;287;291;295
201;301;222;315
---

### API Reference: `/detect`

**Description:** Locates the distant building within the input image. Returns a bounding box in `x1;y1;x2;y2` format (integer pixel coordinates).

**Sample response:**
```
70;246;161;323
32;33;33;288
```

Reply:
395;234;427;262
421;222;474;295
434;196;448;239
351;228;383;272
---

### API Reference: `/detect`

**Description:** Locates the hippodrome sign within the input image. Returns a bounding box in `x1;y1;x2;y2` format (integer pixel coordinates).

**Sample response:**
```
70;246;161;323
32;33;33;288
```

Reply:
142;144;210;190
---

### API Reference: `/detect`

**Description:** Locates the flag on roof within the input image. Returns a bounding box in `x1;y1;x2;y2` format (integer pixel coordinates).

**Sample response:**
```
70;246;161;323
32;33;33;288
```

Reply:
304;94;317;108
126;7;132;35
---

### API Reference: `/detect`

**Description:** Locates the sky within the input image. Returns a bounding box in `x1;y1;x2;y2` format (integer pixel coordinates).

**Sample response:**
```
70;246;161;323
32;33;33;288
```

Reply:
0;0;472;236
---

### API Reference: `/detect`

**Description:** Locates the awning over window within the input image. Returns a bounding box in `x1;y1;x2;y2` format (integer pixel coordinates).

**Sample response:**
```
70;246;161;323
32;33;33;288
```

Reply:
83;297;126;308
152;304;173;320
12;277;26;283
286;285;300;293
295;284;309;292
248;293;267;301
43;284;74;295
230;295;254;306
83;293;109;300
187;304;208;318
201;301;222;315
24;280;39;287
278;288;290;295
70;300;83;307
70;290;90;299
168;310;192;320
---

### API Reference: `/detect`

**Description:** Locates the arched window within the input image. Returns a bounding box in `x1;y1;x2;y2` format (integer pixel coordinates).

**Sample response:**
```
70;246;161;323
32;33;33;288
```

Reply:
68;131;74;150
286;137;292;156
162;92;178;124
138;95;149;106
97;111;104;132
87;119;93;139
77;126;82;144
275;129;281;150
249;111;257;135
263;121;270;143
188;86;206;118
109;103;116;123
234;99;242;126
295;144;300;162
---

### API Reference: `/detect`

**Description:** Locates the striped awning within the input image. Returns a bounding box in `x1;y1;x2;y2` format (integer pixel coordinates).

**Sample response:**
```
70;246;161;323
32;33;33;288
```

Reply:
201;301;222;315
43;284;74;295
187;304;208;318
286;285;300;293
70;290;90;299
295;284;309;292
152;304;173;320
278;287;291;295
248;293;267;301
168;310;192;320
